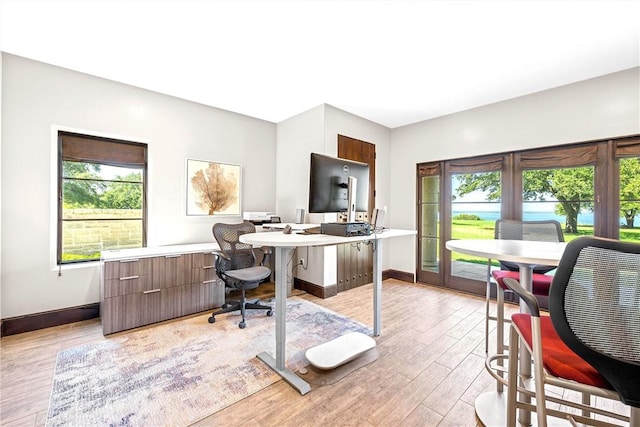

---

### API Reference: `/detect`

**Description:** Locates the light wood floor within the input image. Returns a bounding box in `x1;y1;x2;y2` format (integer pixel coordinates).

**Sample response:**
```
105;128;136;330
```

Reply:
0;280;627;426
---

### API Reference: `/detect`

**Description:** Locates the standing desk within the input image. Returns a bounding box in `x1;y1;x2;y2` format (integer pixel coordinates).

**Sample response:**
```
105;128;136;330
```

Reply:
240;228;416;395
445;239;566;426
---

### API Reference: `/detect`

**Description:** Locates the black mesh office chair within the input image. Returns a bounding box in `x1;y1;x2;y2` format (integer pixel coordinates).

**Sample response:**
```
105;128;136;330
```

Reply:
505;236;640;427
208;221;273;329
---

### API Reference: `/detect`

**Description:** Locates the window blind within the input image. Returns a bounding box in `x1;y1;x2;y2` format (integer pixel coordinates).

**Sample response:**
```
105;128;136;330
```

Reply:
60;132;146;167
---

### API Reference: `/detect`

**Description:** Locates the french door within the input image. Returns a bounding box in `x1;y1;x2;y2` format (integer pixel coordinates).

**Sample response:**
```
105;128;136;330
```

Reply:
417;135;640;295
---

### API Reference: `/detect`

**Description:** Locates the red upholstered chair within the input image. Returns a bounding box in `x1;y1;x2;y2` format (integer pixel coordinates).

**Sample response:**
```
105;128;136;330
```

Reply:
492;270;553;297
489;270;553;347
505;237;640;427
484;220;564;391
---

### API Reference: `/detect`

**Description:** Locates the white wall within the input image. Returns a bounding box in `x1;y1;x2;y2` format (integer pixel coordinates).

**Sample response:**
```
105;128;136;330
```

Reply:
274;105;328;286
323;104;392;215
0;53;3;322
274;103;393;225
1;54;277;318
388;67;640;273
3;52;637;319
275;104;394;287
323;105;397;271
275;104;325;223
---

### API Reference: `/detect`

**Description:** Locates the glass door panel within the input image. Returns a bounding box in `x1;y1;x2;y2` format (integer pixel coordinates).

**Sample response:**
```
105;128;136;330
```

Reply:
420;176;439;273
619;157;640;243
450;172;501;282
522;166;594;240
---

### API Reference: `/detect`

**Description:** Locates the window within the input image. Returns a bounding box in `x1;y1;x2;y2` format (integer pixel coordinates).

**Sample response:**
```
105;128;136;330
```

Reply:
522;166;594;235
519;143;598;237
619;157;640;231
58;132;147;264
617;139;640;240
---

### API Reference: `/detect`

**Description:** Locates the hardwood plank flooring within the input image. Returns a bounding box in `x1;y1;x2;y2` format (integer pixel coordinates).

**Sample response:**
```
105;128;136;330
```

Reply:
0;280;628;426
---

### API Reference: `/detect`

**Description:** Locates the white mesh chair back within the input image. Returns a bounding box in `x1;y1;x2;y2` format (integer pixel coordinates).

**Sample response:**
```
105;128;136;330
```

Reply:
495;219;564;273
495;219;564;242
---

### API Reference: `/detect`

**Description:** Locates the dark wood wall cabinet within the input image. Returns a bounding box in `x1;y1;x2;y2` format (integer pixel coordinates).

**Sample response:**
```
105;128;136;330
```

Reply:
337;134;377;293
336;242;373;292
100;243;224;334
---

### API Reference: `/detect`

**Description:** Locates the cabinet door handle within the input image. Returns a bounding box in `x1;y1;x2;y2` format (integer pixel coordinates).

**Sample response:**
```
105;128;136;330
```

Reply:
120;275;139;281
165;255;181;258
143;288;161;294
202;279;218;284
203;265;215;269
120;259;139;263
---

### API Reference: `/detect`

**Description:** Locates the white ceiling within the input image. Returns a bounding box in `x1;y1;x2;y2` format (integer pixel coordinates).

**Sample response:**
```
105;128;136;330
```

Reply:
1;0;639;128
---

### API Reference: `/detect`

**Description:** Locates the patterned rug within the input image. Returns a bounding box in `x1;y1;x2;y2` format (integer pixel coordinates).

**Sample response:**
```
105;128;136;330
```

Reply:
46;298;372;426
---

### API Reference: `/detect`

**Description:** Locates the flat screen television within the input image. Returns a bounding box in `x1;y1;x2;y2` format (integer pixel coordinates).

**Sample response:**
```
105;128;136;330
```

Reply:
308;153;369;222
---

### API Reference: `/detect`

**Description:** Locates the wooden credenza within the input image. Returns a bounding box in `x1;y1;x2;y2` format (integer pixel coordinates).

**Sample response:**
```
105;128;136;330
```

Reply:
100;243;224;334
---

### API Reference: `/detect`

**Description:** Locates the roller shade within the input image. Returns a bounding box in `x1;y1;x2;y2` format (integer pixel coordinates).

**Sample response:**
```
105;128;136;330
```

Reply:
616;137;640;158
418;162;441;177
519;144;597;168
448;155;503;173
60;132;146;167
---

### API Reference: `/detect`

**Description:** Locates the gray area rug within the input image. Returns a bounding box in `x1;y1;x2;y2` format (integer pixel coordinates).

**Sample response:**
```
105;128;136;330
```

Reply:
46;298;372;426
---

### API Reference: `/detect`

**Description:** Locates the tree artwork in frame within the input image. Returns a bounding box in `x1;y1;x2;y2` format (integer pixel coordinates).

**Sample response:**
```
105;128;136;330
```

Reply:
186;159;242;216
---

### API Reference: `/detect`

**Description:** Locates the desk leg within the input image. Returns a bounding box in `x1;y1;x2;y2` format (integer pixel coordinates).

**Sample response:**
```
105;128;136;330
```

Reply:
256;246;311;395
372;239;383;336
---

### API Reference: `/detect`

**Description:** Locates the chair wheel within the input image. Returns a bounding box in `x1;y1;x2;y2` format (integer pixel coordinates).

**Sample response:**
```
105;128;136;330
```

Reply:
208;316;216;323
222;303;229;309
266;310;273;317
239;321;246;329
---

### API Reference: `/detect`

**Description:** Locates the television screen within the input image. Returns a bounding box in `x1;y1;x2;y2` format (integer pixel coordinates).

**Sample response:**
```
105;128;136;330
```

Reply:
308;153;369;215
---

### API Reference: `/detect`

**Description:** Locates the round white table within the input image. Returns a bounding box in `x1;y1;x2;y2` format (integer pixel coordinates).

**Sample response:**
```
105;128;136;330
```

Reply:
446;239;567;427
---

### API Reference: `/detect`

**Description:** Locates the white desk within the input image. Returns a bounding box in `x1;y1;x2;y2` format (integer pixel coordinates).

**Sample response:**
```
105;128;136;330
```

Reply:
446;239;566;426
259;222;317;231
241;228;416;395
101;242;220;260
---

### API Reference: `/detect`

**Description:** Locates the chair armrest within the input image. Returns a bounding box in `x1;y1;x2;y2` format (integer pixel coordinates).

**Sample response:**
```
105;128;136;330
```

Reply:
252;246;272;266
260;246;272;255
212;249;231;261
502;277;541;317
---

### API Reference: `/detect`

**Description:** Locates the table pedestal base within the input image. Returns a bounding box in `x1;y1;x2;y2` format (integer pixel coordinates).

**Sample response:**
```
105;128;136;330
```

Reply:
257;351;311;395
475;391;508;427
475;391;569;427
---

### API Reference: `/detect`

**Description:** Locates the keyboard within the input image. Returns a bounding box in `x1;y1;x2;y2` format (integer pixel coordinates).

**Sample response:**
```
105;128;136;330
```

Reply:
302;226;322;234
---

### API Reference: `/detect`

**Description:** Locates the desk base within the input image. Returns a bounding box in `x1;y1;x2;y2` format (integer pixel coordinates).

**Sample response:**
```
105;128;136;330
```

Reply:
257;351;311;395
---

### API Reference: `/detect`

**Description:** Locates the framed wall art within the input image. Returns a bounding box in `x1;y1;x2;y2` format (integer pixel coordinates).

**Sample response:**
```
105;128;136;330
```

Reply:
186;159;242;216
